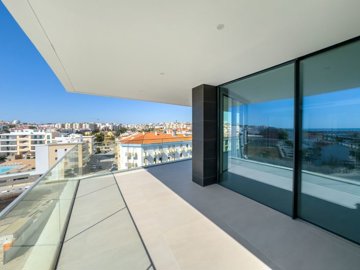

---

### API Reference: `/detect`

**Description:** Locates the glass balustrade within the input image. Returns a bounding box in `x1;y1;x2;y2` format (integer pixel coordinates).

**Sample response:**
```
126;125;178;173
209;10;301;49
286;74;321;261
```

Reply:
0;137;192;269
0;145;81;270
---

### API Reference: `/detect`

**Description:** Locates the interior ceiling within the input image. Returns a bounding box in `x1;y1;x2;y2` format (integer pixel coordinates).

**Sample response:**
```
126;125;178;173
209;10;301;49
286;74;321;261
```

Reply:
2;0;360;106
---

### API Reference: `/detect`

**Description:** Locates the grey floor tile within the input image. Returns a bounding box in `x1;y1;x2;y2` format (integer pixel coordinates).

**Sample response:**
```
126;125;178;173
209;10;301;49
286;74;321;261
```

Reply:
58;209;150;270
65;177;125;240
76;174;115;197
145;160;360;270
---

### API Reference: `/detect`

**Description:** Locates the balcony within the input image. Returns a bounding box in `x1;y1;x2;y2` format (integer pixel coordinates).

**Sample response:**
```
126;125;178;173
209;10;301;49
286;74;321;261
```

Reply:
1;145;360;270
2;1;360;269
0;139;16;142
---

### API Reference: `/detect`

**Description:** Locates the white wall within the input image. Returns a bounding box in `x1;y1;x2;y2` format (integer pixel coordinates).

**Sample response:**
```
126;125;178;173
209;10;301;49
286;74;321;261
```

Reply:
35;145;49;174
118;142;192;170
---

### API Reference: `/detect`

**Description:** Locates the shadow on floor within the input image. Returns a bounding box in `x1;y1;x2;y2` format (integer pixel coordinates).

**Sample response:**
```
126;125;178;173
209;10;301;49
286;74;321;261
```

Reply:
146;160;360;270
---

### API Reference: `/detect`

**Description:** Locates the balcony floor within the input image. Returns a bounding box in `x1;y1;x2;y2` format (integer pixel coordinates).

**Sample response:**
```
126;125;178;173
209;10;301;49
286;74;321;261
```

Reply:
58;160;360;270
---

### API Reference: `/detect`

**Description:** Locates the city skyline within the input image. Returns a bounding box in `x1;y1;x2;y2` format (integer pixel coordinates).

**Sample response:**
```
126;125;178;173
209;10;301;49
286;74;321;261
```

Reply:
0;2;191;124
0;119;191;125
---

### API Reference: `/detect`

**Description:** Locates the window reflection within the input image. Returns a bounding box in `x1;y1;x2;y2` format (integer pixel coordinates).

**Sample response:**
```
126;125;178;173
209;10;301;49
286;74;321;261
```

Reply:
300;40;360;244
220;64;294;215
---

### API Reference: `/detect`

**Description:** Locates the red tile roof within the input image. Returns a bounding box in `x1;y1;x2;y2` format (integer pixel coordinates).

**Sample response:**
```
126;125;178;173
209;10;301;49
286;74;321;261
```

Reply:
120;132;192;144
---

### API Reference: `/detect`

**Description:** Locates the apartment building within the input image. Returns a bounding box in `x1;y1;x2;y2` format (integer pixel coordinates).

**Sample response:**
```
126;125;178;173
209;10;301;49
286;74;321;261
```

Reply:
54;123;64;129
35;143;86;174
0;129;55;157
72;123;82;131
82;123;96;131
64;123;72;130
117;132;192;170
54;134;95;155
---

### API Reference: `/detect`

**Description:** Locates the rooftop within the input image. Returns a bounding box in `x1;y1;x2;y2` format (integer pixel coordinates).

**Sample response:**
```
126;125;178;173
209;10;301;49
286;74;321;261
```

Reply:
120;132;192;145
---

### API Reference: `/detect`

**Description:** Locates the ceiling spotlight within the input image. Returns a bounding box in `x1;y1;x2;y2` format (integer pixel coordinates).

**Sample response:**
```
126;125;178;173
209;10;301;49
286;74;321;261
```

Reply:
216;24;225;30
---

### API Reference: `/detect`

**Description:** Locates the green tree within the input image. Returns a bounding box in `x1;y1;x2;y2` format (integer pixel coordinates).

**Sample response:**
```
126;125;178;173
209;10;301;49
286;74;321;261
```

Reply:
95;133;104;143
115;127;128;137
119;126;128;133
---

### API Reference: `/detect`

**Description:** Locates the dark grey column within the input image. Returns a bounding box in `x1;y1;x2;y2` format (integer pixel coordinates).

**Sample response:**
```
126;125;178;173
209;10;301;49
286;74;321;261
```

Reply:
192;84;217;186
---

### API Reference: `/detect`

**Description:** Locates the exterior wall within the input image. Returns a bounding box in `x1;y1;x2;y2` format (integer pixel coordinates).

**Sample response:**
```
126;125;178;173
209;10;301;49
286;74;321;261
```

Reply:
35;143;79;174
104;132;115;146
54;134;94;156
83;136;95;155
35;145;50;174
48;144;74;168
64;123;73;129
117;141;192;170
73;123;82;130
0;134;17;155
118;144;142;170
82;123;96;130
0;130;54;157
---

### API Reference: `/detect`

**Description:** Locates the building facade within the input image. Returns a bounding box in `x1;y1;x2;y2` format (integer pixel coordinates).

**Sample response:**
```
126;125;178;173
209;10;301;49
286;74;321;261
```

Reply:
117;132;192;170
35;143;86;174
54;134;95;155
0;130;55;157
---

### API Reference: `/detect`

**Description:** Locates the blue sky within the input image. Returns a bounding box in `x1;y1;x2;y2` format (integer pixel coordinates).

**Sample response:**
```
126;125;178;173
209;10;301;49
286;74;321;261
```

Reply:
225;87;360;129
303;87;360;129
0;3;191;124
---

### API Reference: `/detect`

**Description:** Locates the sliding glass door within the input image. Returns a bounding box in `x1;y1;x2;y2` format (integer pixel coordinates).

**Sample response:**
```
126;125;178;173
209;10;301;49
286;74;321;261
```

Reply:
219;39;360;244
220;63;295;215
299;40;360;243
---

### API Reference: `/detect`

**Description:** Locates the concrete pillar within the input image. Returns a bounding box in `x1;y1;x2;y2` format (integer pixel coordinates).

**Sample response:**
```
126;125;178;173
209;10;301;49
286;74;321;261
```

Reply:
192;84;218;186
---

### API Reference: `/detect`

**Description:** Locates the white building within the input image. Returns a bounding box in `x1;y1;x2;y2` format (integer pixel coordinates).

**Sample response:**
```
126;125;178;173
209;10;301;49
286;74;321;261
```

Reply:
64;123;73;129
0;129;55;157
99;123;114;131
54;134;95;155
117;132;192;170
55;123;65;129
73;123;83;130
82;123;96;131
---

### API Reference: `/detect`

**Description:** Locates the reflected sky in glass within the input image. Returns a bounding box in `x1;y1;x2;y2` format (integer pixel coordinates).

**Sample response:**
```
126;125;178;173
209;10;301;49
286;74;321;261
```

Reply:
224;87;360;129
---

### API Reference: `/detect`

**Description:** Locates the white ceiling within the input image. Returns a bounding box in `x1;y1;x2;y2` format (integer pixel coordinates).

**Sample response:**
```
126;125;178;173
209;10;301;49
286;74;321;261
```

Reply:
2;0;360;106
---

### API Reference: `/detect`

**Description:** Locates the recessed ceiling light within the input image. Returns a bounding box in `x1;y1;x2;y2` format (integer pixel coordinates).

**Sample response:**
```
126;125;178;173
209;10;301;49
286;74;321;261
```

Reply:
217;24;225;30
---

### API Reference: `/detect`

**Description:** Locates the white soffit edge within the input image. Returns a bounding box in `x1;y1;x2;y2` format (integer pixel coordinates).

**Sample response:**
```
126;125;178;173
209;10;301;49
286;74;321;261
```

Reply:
2;0;360;106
